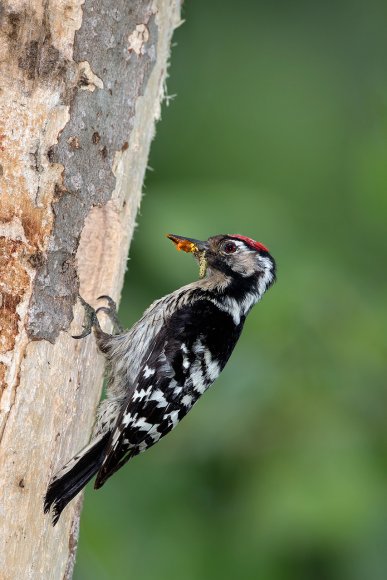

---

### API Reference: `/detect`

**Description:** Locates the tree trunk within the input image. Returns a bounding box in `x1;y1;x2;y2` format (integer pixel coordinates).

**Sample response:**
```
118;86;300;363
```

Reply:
0;1;181;577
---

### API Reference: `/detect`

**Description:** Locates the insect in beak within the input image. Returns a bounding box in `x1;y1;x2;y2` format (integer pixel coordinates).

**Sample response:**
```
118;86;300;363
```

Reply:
166;234;208;278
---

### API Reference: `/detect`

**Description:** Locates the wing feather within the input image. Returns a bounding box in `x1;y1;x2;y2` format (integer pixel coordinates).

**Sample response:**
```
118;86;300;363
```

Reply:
95;294;236;488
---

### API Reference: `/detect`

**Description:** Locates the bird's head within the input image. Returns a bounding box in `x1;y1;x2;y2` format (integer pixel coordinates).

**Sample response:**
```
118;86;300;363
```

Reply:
167;233;276;298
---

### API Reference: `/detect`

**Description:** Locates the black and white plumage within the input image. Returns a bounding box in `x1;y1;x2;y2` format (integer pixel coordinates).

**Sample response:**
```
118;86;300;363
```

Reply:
44;233;276;524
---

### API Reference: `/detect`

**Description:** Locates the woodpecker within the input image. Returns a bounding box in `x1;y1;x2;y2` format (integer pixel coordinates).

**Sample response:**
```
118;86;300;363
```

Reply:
44;233;276;524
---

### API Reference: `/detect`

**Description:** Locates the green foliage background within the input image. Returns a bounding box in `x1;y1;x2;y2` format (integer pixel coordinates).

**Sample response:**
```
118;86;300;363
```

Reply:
75;1;386;578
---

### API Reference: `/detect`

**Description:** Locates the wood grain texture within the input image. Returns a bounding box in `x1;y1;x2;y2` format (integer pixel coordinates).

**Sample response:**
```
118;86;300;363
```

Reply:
0;1;181;577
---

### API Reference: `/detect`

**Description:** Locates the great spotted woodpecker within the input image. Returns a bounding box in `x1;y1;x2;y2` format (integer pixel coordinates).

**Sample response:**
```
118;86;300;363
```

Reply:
44;233;276;524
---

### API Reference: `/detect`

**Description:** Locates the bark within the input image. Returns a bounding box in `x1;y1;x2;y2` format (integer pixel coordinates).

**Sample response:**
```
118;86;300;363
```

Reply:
0;1;181;578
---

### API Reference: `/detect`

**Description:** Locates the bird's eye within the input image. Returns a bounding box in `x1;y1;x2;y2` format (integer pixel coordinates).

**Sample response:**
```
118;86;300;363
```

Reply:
223;241;237;254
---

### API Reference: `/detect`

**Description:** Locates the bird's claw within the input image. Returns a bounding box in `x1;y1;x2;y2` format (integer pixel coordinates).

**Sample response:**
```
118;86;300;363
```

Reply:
72;328;92;340
96;295;123;334
97;295;117;310
72;295;99;339
95;306;110;316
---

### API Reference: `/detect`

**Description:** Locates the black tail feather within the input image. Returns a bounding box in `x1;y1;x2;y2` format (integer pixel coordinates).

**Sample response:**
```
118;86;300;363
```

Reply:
44;433;110;526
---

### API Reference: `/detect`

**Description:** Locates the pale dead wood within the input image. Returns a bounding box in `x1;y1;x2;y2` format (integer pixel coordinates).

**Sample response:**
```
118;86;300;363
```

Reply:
0;1;181;578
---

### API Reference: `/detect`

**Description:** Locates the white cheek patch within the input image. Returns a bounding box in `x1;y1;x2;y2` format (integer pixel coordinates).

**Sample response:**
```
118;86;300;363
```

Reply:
228;245;257;277
257;256;274;295
259;256;274;271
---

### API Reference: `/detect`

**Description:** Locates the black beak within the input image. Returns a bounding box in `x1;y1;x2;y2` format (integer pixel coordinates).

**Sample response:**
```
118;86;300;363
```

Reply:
166;234;208;254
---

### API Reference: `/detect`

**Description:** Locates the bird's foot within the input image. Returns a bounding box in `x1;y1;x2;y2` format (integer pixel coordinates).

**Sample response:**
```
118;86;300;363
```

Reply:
72;295;101;339
96;295;124;335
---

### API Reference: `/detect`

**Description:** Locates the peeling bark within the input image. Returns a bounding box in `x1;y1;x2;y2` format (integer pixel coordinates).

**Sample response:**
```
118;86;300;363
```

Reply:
0;1;181;577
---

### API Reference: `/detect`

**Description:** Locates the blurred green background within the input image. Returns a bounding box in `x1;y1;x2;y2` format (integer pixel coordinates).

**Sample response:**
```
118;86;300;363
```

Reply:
75;1;387;578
